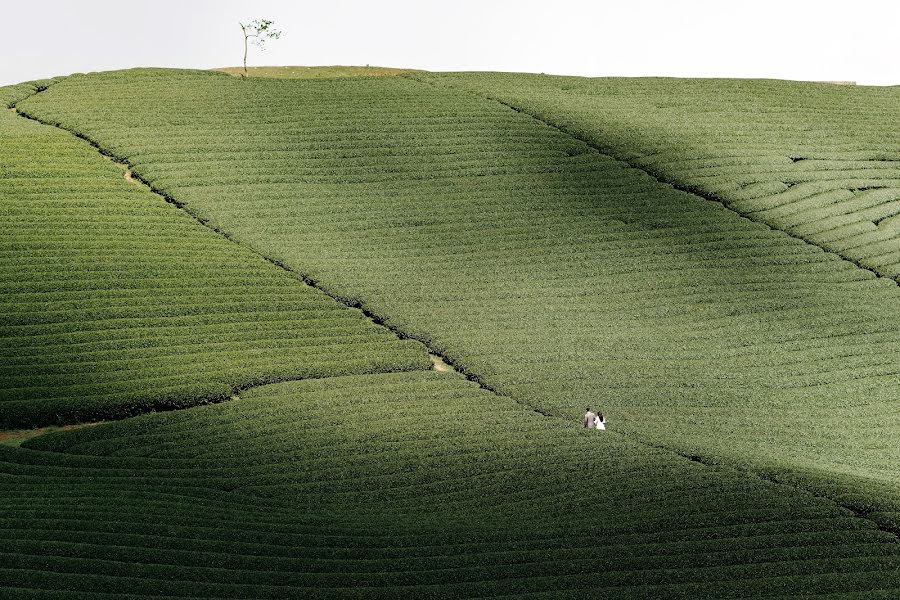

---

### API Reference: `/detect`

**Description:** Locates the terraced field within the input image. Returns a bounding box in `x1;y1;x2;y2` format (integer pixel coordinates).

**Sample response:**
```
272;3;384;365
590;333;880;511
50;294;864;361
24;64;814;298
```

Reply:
429;74;900;278
0;77;426;427
18;69;900;516
6;371;900;598
4;69;900;597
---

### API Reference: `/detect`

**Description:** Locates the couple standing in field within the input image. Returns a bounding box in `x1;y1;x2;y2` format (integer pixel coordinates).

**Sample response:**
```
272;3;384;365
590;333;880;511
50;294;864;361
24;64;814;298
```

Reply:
583;408;606;431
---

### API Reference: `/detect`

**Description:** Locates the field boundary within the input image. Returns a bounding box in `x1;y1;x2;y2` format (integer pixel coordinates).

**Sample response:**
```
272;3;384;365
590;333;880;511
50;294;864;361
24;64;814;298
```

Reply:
11;79;899;545
512;104;900;286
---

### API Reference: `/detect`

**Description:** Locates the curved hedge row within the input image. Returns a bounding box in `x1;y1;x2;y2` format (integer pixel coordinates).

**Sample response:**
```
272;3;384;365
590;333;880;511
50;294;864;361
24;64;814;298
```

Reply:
3;371;900;597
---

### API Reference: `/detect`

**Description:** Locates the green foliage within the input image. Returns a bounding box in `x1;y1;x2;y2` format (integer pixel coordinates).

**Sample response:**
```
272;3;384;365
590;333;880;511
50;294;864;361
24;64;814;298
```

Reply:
241;18;281;49
19;69;900;518
8;68;900;596
0;83;428;427
3;371;899;597
428;73;900;278
0;78;64;108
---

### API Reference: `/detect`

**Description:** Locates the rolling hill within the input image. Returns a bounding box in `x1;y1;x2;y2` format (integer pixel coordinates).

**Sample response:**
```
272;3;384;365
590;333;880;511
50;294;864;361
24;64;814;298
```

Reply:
2;68;899;598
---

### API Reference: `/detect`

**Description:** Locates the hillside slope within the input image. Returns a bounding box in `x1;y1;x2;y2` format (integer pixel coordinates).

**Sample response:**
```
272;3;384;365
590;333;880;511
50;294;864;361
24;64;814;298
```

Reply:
0;79;427;427
5;371;900;598
17;69;900;522
428;74;900;278
5;69;900;597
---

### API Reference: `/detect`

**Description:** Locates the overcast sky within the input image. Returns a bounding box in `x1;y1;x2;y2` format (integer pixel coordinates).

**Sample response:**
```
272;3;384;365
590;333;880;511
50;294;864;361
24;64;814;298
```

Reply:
2;0;898;87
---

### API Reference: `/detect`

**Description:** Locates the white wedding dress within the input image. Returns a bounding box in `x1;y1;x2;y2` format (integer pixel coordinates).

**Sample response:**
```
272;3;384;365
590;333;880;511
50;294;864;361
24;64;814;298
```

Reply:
594;416;606;431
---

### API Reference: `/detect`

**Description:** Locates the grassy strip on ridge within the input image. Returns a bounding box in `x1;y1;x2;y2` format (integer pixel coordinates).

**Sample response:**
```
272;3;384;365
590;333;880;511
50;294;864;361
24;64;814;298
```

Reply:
212;65;422;79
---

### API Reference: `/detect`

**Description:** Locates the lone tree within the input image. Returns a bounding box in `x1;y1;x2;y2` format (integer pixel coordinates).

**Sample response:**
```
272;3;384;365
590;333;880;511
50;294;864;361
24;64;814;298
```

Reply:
239;19;282;78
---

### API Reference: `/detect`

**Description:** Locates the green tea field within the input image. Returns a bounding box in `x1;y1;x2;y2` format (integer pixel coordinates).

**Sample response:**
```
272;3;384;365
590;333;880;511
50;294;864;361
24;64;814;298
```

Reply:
2;67;900;597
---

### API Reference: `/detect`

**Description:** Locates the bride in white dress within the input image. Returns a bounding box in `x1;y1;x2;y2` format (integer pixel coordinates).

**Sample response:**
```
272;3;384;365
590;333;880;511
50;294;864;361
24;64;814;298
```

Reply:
594;412;606;431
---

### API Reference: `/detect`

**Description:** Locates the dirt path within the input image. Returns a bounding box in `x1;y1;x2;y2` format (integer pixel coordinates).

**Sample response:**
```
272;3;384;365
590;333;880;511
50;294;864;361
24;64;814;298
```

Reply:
101;154;137;184
0;421;106;447
429;354;453;373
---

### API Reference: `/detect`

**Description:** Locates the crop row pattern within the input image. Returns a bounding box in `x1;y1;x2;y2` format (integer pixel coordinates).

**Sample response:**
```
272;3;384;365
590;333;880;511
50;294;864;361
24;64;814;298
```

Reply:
19;70;900;515
2;371;899;597
0;81;428;427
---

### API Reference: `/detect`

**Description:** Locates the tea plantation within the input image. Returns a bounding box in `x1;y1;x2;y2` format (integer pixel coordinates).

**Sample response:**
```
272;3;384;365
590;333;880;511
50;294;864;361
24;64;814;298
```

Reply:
3;70;900;597
0;77;426;428
429;73;900;278
5;371;900;598
20;69;900;512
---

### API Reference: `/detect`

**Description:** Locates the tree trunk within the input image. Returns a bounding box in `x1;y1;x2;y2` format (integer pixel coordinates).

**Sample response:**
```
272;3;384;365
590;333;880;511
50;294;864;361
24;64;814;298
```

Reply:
241;24;248;79
243;42;248;78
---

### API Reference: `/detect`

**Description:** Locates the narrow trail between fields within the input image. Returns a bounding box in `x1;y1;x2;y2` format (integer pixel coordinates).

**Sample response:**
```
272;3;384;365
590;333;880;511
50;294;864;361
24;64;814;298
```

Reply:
0;421;106;447
429;354;453;373
10;82;899;545
102;153;137;184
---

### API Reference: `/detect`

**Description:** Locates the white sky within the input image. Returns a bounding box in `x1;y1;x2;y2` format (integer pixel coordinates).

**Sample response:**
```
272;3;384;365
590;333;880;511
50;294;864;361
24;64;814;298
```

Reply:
2;0;898;86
